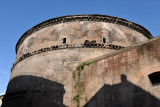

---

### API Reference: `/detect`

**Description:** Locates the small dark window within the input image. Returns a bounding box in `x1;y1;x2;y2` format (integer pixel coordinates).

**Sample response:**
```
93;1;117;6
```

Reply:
63;38;66;44
102;37;106;44
148;71;160;86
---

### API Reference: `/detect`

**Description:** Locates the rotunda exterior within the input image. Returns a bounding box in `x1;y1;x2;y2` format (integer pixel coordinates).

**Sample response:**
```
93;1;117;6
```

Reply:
3;14;159;107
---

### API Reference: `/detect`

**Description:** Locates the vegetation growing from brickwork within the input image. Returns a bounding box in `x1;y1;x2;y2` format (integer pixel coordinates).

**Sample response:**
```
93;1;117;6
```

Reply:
73;61;94;107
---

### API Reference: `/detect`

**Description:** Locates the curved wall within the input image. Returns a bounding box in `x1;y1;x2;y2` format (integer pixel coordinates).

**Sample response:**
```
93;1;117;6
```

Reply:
3;15;153;107
15;14;153;54
16;21;149;60
8;48;116;107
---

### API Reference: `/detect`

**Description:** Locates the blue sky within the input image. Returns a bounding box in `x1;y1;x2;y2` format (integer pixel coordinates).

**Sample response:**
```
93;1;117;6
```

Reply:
0;0;160;94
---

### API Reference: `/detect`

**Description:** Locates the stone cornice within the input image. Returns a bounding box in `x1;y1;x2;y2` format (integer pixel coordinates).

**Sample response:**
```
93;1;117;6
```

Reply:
12;43;124;72
15;14;153;54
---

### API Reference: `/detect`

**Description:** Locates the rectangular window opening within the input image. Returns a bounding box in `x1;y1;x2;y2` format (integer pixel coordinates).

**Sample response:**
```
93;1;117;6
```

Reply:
63;38;66;44
102;37;106;44
148;71;160;86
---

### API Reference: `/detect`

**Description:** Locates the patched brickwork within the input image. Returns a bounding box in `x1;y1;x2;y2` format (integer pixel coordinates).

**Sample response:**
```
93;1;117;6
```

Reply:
76;37;160;107
15;14;152;53
16;21;149;60
3;15;158;107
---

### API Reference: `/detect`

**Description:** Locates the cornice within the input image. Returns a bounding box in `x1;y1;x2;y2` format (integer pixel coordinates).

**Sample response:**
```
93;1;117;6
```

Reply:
12;43;124;72
15;14;153;53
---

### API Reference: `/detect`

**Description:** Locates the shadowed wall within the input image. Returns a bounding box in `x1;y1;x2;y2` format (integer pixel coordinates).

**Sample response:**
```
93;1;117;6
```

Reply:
84;75;160;107
75;37;160;107
2;76;65;107
2;15;155;107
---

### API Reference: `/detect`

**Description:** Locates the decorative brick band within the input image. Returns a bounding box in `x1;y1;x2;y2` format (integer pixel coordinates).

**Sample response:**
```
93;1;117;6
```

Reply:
15;14;153;54
12;43;124;72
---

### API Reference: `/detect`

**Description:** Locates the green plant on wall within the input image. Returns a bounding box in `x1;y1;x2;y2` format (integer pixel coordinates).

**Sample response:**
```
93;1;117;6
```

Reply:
73;61;94;107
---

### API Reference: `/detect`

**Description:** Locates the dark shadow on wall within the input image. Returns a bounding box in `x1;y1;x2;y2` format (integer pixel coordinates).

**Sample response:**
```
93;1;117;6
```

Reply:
2;75;160;107
84;75;160;107
2;75;66;107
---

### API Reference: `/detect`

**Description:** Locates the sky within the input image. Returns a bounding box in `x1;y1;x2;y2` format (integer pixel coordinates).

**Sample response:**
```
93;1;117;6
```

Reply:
0;0;160;94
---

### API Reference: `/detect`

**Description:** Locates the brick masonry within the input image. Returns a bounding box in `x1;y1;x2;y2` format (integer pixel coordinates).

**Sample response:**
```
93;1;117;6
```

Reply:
2;15;158;107
78;36;160;107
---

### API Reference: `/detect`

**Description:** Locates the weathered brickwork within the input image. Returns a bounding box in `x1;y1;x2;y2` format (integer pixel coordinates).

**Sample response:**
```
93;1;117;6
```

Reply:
76;37;160;107
16;21;149;60
15;14;152;53
2;14;158;107
11;44;124;71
